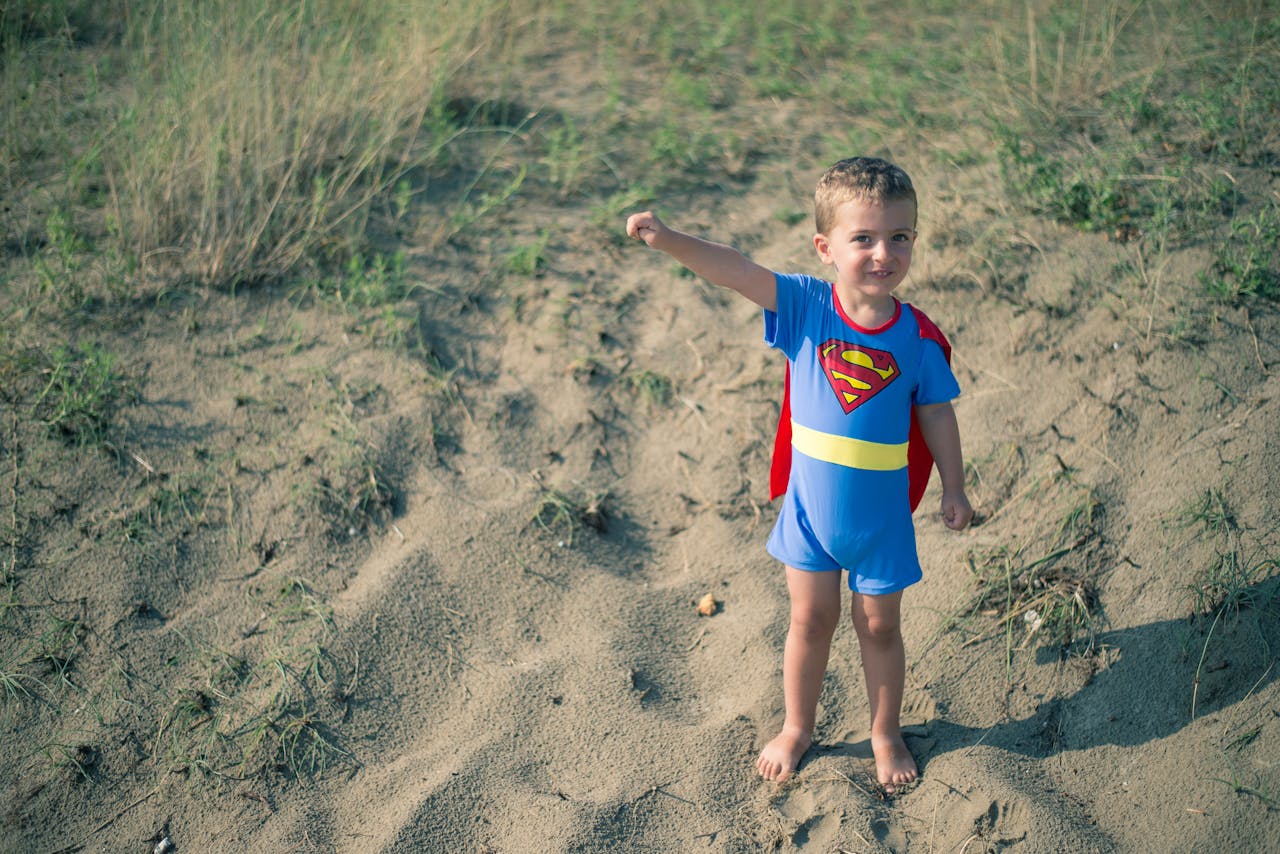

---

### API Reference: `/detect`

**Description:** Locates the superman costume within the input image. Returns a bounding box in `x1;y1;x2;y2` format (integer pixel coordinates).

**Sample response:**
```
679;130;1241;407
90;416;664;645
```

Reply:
763;273;959;594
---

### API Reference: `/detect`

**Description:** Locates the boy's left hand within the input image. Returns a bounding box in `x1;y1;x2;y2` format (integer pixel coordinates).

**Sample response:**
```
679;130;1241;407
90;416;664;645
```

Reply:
940;491;973;531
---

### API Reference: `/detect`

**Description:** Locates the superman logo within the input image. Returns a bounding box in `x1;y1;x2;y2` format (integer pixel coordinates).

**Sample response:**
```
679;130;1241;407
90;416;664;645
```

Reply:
817;339;899;414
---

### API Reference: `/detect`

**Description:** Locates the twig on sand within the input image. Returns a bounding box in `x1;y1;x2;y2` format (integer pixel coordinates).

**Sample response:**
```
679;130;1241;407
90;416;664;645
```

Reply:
677;395;710;432
963;723;998;756
93;785;162;833
630;779;695;807
1244;309;1268;375
1191;608;1224;721
840;825;874;851
824;768;877;800
130;450;156;473
1239;660;1276;709
950;350;1021;392
922;776;968;799
239;790;274;812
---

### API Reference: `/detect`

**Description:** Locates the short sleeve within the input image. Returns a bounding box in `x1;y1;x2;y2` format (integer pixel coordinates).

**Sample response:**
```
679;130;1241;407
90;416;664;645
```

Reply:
763;272;815;360
913;339;960;406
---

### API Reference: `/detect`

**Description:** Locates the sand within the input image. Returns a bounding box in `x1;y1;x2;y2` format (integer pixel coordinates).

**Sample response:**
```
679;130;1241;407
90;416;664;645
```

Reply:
4;122;1280;854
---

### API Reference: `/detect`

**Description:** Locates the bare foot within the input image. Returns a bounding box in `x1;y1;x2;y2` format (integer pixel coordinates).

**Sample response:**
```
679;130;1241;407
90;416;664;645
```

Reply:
756;726;812;782
871;731;917;794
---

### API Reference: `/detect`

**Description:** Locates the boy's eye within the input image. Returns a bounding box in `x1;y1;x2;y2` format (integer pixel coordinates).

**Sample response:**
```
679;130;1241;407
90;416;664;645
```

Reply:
892;233;911;242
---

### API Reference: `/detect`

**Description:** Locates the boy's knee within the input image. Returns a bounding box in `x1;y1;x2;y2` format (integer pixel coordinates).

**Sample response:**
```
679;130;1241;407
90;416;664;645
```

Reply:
790;603;840;639
855;612;901;643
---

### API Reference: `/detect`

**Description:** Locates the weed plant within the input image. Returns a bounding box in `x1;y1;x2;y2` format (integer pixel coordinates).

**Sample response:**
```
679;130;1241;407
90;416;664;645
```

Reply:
294;381;398;542
26;342;127;445
941;471;1105;665
530;477;609;546
1172;488;1280;622
622;369;675;410
99;1;520;287
504;233;551;277
1168;487;1280;720
152;580;354;781
1202;202;1280;303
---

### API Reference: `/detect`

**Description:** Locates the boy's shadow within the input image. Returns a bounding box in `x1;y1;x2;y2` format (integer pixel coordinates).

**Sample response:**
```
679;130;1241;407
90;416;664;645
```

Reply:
816;577;1280;773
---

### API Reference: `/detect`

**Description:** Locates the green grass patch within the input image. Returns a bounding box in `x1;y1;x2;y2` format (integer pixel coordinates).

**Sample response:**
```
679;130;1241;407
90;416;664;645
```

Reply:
16;342;129;446
293;378;398;542
0;605;90;710
1202;202;1280;303
98;1;507;288
153;579;355;782
529;476;609;546
503;232;551;277
934;477;1106;674
622;369;675;410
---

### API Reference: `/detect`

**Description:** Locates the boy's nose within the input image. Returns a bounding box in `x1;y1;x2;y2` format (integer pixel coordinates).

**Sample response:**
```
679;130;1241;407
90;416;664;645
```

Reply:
872;240;891;261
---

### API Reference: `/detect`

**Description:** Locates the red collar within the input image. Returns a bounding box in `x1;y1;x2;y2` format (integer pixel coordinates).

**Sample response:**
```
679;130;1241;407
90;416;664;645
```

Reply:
831;286;900;333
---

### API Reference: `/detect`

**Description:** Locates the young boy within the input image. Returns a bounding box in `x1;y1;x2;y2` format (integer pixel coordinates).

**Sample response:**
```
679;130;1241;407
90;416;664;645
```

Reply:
626;157;972;792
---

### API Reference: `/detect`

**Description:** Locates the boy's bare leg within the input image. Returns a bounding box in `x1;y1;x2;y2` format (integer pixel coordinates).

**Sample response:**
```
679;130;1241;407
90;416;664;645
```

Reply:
850;590;916;793
757;566;842;782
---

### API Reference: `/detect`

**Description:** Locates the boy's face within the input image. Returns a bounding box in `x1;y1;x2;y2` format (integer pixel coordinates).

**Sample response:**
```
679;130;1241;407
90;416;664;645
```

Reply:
813;198;916;300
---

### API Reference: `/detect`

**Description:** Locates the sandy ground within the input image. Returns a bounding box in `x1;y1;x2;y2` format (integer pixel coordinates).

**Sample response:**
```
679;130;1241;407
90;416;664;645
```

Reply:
3;101;1280;854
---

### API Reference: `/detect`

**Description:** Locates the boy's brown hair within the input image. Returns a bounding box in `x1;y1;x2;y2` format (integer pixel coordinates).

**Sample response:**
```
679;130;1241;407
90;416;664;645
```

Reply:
814;157;917;234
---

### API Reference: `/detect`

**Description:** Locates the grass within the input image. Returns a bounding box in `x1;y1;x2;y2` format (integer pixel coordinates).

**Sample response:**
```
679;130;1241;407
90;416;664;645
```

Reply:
0;655;44;705
926;468;1106;686
529;475;609;546
0;601;91;711
1202;202;1280;303
1172;487;1236;538
1169;487;1280;720
1170;487;1279;619
17;342;128;446
0;1;1272;301
119;475;217;544
504;232;551;277
151;578;355;782
318;393;397;541
988;5;1278;279
622;369;675;410
965;541;1099;649
1213;756;1280;810
311;250;416;310
102;2;482;287
291;249;431;348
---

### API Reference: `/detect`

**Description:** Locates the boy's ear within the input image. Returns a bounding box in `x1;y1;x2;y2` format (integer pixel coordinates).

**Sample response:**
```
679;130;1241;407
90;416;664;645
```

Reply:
813;232;833;264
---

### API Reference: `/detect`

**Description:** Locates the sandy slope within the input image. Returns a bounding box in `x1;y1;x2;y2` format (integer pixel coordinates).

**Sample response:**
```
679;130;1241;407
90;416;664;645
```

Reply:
4;159;1280;854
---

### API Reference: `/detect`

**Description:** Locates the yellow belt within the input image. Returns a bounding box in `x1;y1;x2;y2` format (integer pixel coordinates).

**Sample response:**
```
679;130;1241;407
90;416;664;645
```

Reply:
790;420;908;471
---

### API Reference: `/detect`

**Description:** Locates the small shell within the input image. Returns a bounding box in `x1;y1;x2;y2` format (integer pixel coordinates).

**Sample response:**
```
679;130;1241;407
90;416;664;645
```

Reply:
154;838;174;854
696;593;719;617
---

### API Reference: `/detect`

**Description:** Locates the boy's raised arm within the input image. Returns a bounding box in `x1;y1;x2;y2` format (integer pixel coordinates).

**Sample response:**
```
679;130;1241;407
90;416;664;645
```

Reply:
626;211;777;312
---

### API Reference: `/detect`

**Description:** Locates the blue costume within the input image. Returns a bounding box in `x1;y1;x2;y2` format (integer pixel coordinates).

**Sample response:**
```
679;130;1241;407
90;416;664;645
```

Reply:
763;273;960;594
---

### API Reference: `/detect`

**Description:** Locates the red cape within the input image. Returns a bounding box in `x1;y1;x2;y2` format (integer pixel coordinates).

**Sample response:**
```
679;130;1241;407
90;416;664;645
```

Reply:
768;304;952;512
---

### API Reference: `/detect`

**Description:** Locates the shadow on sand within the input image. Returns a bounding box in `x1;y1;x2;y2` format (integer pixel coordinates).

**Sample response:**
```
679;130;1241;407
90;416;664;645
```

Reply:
819;577;1280;771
